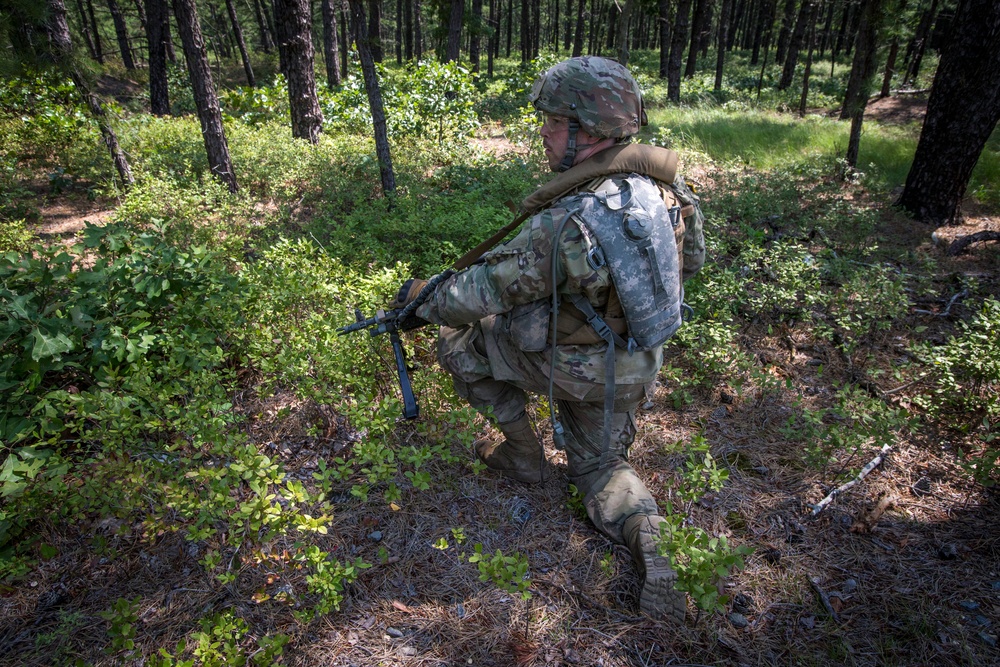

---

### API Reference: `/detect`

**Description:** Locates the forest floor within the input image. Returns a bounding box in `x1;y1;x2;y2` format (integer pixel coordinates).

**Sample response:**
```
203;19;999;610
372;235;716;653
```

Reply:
6;99;1000;666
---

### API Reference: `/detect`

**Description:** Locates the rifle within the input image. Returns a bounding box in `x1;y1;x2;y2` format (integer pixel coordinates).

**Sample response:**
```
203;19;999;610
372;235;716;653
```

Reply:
336;270;454;420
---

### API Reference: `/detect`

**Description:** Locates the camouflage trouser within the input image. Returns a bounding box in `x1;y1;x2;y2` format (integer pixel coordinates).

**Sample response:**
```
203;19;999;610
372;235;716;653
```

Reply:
437;317;660;544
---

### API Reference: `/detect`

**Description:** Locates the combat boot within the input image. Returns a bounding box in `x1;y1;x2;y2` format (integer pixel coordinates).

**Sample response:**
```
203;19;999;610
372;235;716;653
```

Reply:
623;514;686;623
474;414;550;484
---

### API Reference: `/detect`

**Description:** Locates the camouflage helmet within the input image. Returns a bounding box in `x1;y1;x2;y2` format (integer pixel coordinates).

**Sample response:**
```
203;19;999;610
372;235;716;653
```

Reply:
529;56;646;139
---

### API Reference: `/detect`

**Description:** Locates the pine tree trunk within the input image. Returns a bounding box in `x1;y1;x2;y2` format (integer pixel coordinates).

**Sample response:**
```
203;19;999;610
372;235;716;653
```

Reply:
564;0;573;50
347;0;395;195
532;0;541;57
74;0;99;59
818;0;834;55
844;0;886;168
414;0;423;59
750;0;773;64
171;0;236;191
471;0;483;69
798;1;818;114
132;0;147;30
252;0;275;52
668;0;693;101
658;0;669;77
778;0;811;89
322;0;341;86
840;0;883;120
445;0;464;61
47;0;135;188
685;0;709;76
487;0;496;75
616;0;632;64
404;0;413;60
146;0;170;113
571;0;584;56
898;0;1000;224
224;0;255;86
904;0;938;85
518;0;531;63
775;0;797;64
715;0;733;91
107;0;136;69
367;0;383;62
728;0;745;51
84;0;104;63
273;0;323;143
833;0;850;58
878;0;906;98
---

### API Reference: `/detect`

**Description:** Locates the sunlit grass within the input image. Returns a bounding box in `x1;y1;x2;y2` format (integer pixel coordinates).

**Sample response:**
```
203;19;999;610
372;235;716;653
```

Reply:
645;104;1000;206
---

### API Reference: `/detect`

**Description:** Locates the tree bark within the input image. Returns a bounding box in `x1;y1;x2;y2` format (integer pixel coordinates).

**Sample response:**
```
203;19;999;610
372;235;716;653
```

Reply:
532;0;540;58
347;0;395;195
904;0;938;86
146;0;170;113
273;0;323;143
322;0;341;87
685;0;709;77
840;0;883;121
445;0;464;61
798;0;818;115
488;0;497;75
251;0;275;52
83;0;104;63
844;0;886;168
616;0;633;65
224;0;255;86
367;0;383;62
132;0;147;30
404;0;413;60
471;0;483;70
778;0;812;89
341;2;350;74
668;0;693;101
571;0;584;56
775;0;797;64
715;0;733;91
73;0;99;59
751;0;773;64
520;0;529;62
414;0;423;58
45;0;135;189
658;0;669;78
878;0;907;97
898;0;1000;224
106;0;136;69
172;0;237;191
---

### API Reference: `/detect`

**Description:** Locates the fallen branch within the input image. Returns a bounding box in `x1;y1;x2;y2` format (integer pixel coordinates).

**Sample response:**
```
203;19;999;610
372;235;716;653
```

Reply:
912;289;968;317
809;443;892;518
948;231;1000;256
809;577;841;623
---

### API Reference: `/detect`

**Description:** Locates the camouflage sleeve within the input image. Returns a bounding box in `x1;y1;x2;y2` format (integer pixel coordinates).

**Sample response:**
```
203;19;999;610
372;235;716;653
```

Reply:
416;200;613;328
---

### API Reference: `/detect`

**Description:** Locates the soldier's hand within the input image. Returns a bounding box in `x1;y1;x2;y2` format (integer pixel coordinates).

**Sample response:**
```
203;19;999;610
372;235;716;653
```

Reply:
389;278;428;310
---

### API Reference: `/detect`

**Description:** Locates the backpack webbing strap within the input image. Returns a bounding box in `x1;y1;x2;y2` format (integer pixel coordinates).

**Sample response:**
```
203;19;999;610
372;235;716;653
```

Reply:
565;293;631;470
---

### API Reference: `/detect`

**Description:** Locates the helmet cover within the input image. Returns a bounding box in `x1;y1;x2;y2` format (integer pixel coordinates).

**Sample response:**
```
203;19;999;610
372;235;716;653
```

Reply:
529;56;646;139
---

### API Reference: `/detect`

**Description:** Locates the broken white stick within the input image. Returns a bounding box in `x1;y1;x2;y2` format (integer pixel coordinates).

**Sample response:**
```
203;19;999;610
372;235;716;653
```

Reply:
809;443;892;518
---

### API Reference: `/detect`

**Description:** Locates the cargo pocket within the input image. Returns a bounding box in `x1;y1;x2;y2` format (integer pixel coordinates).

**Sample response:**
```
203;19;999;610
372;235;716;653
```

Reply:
505;300;550;352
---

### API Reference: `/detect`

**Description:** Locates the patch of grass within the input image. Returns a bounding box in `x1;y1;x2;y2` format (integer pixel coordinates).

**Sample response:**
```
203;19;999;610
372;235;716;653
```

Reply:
645;105;1000;206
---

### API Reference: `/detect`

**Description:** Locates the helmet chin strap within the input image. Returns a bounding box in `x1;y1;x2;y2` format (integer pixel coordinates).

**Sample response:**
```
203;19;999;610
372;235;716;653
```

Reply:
557;120;580;172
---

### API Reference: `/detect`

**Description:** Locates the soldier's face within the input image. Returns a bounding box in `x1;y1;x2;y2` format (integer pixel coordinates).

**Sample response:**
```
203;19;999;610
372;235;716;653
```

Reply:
540;115;570;171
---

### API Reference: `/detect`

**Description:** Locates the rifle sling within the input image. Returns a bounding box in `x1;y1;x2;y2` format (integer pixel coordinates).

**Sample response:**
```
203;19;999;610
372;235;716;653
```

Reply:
451;144;679;272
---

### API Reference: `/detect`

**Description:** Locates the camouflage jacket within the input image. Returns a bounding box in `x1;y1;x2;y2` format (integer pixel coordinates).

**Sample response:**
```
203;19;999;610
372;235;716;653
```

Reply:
417;173;668;387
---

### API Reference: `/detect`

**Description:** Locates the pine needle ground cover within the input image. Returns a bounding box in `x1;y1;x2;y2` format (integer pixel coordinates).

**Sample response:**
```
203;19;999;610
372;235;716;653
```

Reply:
2;59;1000;666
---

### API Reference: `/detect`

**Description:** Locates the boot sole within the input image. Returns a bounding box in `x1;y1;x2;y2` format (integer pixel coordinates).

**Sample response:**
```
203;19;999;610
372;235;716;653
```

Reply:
639;553;686;623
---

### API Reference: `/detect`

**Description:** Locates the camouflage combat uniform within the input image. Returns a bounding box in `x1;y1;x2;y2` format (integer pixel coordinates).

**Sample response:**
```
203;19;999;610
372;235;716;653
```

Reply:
416;173;674;544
